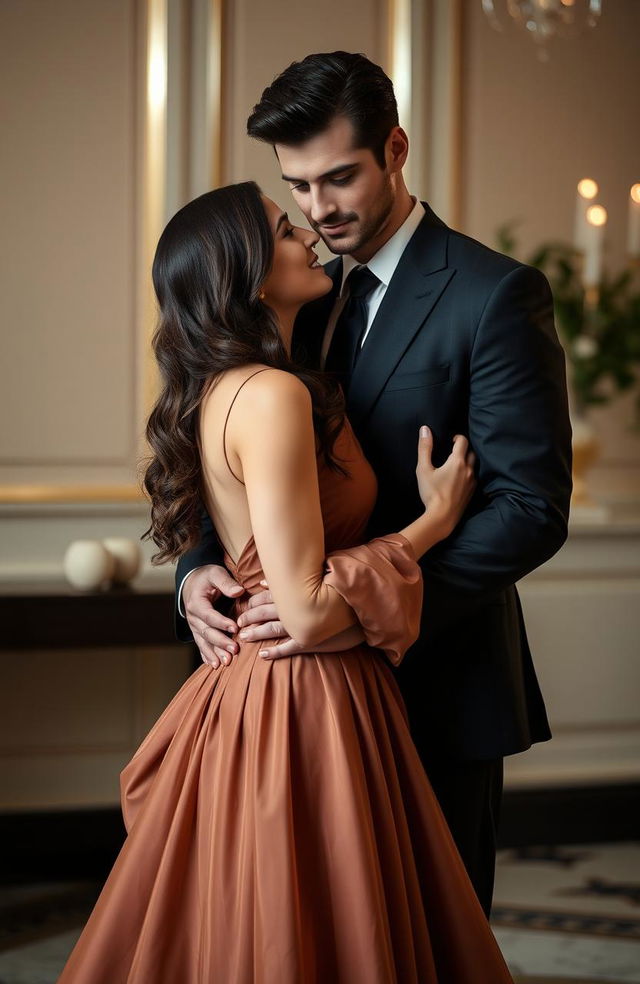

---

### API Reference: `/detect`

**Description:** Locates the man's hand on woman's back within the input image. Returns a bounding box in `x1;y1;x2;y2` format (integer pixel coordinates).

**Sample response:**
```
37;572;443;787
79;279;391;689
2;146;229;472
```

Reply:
183;565;244;668
184;566;293;666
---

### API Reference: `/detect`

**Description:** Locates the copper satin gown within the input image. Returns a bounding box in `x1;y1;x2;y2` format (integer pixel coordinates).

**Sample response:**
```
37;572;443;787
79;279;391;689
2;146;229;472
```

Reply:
58;417;513;984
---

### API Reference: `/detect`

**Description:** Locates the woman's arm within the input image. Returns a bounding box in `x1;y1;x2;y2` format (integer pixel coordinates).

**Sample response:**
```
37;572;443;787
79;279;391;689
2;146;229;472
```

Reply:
306;624;366;653
227;370;450;649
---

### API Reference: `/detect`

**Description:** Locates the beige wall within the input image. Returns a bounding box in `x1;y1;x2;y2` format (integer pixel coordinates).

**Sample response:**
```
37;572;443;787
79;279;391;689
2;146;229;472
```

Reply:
460;2;639;273
0;0;140;490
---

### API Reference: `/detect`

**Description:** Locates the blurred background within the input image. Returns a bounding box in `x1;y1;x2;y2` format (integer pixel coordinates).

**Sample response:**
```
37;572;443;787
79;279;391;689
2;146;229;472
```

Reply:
0;1;638;981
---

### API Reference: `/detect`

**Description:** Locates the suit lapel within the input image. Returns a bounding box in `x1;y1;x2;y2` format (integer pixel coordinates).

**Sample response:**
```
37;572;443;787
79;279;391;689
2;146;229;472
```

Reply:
292;258;342;368
347;204;455;428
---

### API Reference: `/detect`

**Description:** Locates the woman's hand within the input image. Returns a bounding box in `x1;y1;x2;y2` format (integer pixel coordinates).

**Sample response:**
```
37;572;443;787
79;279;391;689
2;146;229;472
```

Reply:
416;425;477;536
241;580;366;659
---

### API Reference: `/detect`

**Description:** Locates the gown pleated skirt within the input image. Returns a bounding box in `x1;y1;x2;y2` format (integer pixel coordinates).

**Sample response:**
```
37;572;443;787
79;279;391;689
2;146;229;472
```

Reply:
58;632;512;983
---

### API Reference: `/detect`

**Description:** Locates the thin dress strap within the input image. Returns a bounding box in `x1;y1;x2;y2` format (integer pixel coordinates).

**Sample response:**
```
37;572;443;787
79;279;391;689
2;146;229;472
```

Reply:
222;368;272;484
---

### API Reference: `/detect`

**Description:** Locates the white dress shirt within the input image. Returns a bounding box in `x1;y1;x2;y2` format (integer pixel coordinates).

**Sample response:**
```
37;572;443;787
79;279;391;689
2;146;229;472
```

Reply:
179;197;426;619
320;197;425;367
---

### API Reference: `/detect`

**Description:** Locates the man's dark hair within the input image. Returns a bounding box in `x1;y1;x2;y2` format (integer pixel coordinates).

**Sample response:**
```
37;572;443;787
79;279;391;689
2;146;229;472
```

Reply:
247;51;399;169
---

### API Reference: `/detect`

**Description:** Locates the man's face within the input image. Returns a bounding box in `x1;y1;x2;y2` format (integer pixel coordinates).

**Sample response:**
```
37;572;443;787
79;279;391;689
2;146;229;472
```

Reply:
275;116;396;258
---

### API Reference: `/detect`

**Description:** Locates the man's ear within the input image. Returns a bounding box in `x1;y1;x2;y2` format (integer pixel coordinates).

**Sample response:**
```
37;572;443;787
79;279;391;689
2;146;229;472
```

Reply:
386;126;409;173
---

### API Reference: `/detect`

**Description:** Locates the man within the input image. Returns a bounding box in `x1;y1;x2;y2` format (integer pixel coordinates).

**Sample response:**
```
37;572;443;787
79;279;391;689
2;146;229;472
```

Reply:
175;51;572;916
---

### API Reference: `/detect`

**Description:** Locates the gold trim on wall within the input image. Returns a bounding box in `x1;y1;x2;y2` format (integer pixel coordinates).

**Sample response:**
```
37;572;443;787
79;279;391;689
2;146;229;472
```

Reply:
428;0;464;228
386;0;412;133
448;0;464;231
208;0;224;190
187;0;225;196
384;0;463;220
0;485;145;505
141;0;169;424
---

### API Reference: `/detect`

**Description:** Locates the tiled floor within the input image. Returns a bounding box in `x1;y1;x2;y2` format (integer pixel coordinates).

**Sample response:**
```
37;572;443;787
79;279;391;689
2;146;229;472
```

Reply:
0;843;638;983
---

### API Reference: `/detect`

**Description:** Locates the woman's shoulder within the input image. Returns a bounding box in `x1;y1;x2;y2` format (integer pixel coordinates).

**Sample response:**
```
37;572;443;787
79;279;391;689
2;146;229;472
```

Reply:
202;364;310;424
247;364;308;393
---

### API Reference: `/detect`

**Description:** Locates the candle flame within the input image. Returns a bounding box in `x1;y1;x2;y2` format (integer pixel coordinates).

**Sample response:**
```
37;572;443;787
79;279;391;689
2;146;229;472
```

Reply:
586;204;607;227
631;184;640;204
578;178;598;200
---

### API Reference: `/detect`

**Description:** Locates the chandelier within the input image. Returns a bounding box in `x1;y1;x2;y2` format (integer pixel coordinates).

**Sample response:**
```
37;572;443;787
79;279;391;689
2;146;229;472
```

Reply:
482;0;603;60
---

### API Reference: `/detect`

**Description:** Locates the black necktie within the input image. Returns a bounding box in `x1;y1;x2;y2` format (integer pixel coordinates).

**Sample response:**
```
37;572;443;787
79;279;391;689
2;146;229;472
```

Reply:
325;266;380;387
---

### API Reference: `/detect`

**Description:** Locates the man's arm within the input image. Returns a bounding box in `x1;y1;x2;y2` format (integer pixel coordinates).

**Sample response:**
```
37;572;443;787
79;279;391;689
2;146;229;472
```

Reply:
418;263;572;637
174;508;245;667
174;508;223;641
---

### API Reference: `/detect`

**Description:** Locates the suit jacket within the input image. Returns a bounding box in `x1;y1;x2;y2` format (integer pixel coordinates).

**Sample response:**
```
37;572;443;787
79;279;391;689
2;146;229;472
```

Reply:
175;202;573;761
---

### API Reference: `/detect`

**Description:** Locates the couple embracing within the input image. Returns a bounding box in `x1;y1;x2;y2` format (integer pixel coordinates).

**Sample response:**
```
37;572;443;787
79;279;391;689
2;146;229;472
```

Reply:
60;51;571;983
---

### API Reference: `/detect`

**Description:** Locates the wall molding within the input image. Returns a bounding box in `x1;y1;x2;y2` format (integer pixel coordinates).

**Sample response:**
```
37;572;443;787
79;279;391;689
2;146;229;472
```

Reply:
0;485;144;505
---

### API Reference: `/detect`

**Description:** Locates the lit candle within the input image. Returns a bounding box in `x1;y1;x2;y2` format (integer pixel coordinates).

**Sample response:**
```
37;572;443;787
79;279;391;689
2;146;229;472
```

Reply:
628;184;640;259
583;204;607;287
574;178;598;253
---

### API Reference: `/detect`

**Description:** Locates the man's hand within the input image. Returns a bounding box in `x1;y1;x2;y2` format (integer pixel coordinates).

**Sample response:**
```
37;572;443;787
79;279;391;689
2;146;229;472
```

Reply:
183;565;244;668
236;580;304;659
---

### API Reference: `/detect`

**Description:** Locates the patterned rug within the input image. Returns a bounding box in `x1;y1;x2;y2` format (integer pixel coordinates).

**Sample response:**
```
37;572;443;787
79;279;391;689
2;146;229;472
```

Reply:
491;842;640;982
514;979;631;983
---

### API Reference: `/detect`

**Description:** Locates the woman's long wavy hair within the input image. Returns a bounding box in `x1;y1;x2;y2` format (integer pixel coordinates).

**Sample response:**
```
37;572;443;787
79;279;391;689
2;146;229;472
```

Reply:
142;180;346;565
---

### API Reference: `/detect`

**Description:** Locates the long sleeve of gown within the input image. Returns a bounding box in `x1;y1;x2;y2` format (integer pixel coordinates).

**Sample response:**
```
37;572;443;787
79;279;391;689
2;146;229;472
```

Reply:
323;533;423;666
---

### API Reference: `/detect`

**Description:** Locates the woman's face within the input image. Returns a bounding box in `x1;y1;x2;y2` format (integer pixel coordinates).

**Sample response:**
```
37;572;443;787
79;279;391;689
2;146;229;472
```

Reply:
260;196;333;313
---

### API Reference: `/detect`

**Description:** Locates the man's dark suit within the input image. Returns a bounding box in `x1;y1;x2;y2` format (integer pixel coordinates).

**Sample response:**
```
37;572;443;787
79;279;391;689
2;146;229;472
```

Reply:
175;203;573;914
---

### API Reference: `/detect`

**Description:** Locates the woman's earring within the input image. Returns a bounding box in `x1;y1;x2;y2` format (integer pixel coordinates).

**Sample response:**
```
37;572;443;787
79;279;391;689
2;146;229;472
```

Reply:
259;290;266;301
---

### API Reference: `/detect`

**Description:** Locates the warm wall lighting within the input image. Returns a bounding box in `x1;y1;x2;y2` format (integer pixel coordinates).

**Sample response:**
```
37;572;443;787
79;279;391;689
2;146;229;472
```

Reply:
388;0;412;131
142;0;168;417
147;11;167;116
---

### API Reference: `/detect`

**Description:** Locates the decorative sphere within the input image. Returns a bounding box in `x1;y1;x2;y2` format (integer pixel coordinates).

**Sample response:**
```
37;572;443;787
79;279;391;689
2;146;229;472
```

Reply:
63;540;114;591
102;537;142;585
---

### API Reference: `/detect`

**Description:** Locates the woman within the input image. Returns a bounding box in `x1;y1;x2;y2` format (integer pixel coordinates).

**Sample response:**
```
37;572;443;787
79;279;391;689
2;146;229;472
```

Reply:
59;182;513;983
